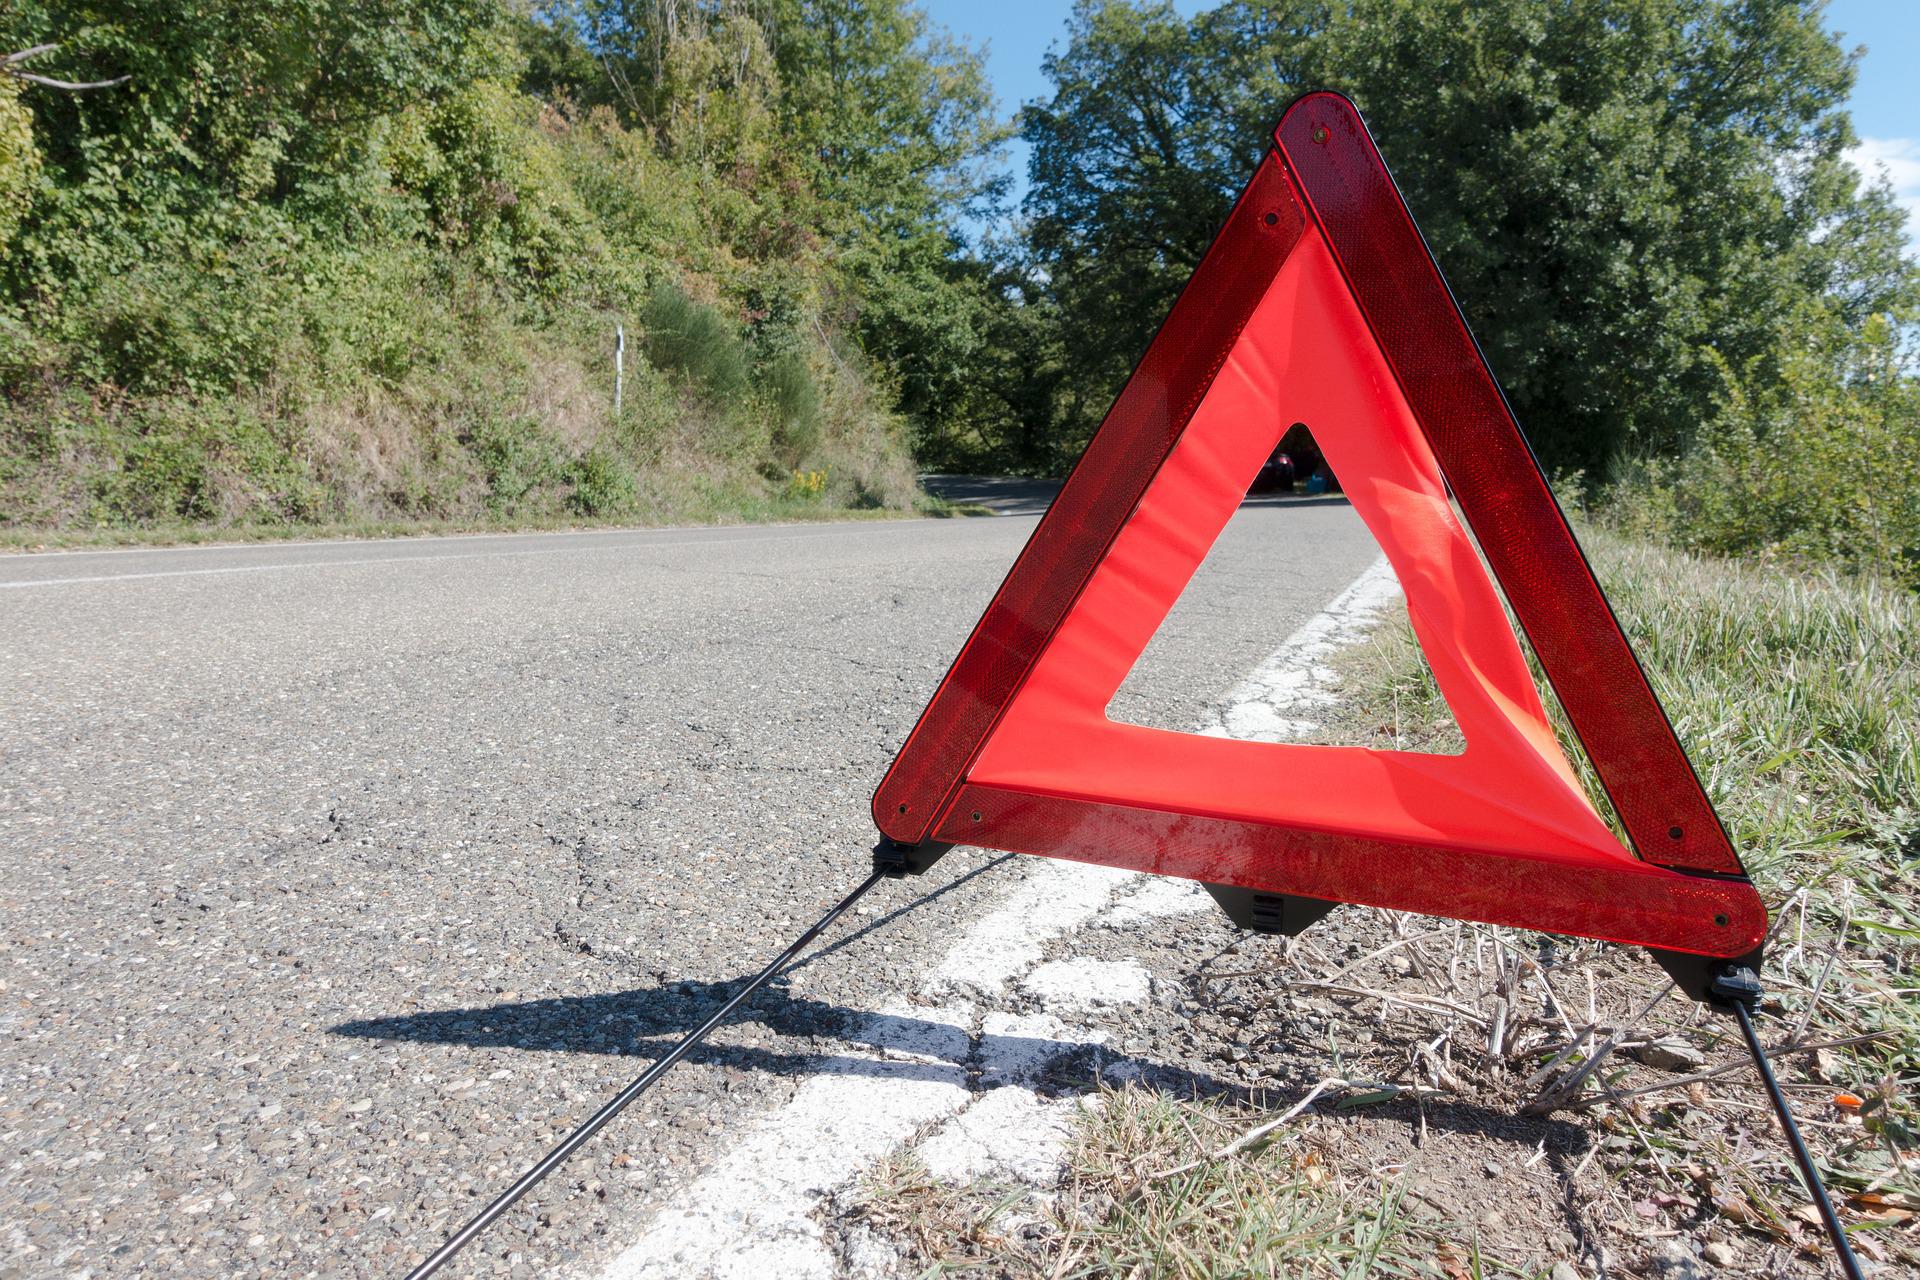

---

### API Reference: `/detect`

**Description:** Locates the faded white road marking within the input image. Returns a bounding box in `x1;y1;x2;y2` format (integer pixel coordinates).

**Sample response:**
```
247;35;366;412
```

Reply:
1020;957;1152;1012
597;555;1402;1280
915;1088;1084;1185
1200;556;1401;742
603;1003;975;1280
928;860;1138;998
1104;874;1213;924
598;857;1130;1280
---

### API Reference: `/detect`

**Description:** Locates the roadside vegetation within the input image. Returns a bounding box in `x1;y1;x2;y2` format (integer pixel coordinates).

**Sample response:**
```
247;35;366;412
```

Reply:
1;1;1004;538
1005;0;1920;590
5;1;1915;570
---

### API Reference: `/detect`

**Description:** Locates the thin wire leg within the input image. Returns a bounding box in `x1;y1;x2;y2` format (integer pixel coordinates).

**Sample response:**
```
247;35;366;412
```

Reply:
403;869;887;1279
1730;997;1865;1280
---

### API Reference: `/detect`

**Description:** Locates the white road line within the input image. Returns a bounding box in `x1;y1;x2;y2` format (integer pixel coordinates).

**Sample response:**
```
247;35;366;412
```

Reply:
0;525;921;590
1200;556;1403;742
595;555;1402;1280
597;858;1136;1280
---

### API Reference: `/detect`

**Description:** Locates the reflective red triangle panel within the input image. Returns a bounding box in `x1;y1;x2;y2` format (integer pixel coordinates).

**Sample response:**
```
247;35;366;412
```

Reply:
872;94;1764;959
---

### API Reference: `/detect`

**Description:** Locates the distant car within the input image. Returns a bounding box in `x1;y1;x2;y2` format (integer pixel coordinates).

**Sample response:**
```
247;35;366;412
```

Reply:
1249;448;1296;493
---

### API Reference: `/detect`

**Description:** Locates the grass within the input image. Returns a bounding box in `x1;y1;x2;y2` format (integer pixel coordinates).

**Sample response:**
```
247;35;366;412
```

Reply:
847;527;1920;1276
1342;527;1919;893
847;1092;1446;1279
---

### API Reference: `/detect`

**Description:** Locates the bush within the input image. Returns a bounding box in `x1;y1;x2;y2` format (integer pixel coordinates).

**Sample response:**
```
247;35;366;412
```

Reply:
0;79;37;252
565;445;637;516
385;80;601;295
1601;311;1919;589
299;243;451;390
641;279;749;403
471;415;564;513
66;247;303;396
761;350;822;465
0;43;925;538
75;399;328;526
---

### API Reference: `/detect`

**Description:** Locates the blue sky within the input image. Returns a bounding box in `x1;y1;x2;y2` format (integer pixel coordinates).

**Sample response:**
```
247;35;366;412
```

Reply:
923;0;1920;247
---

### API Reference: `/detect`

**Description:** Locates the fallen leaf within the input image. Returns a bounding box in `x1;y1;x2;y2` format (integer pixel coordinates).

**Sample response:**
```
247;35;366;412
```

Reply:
1712;1193;1766;1229
1629;1036;1708;1072
1434;1243;1472;1280
1849;1190;1920;1220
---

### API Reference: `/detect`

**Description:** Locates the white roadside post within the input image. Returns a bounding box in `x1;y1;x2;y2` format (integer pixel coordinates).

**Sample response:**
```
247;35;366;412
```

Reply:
614;323;625;418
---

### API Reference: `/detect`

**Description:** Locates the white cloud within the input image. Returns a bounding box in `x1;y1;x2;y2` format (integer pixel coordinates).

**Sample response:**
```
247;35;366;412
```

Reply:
1848;136;1920;253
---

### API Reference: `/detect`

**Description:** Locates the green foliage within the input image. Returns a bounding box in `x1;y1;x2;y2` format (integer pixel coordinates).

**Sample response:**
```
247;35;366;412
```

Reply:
50;397;332;526
1018;0;1264;449
2;0;962;533
1020;0;1918;477
766;0;1012;434
761;350;822;465
65;248;303;395
2;0;517;303
0;78;37;251
565;443;638;515
386;79;602;292
1601;309;1920;587
640;279;750;402
14;0;1908;596
471;415;566;513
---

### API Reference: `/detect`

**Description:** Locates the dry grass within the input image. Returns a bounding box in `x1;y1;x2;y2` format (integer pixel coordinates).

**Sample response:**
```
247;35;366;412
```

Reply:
844;1094;1444;1280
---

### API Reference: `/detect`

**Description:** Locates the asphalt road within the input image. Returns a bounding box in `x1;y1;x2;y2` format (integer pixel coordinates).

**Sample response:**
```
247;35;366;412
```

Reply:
0;494;1378;1278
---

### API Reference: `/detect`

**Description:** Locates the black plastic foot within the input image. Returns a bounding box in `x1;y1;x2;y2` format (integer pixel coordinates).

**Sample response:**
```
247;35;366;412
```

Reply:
1202;883;1338;936
1649;946;1765;1004
872;838;952;878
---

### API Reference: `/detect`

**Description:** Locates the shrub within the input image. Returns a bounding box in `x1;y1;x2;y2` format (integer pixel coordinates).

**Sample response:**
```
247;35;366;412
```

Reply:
566;445;637;516
299;243;451;390
761;350;821;465
1600;310;1919;589
385;80;601;296
471;414;564;513
0;79;37;252
66;247;303;397
640;279;748;403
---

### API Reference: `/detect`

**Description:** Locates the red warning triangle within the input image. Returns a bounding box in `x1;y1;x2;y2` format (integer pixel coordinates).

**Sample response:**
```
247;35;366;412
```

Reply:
874;93;1764;963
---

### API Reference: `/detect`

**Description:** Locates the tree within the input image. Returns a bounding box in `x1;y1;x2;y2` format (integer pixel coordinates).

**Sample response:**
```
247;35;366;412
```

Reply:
769;0;1012;431
1021;1;1306;447
529;1;1013;434
2;0;516;303
1021;0;1918;477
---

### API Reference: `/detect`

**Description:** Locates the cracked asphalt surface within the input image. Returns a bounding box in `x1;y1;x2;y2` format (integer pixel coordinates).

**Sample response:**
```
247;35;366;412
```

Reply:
0;493;1378;1278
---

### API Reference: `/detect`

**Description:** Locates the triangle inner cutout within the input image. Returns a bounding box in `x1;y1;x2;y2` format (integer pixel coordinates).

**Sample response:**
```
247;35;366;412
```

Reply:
1104;422;1463;757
